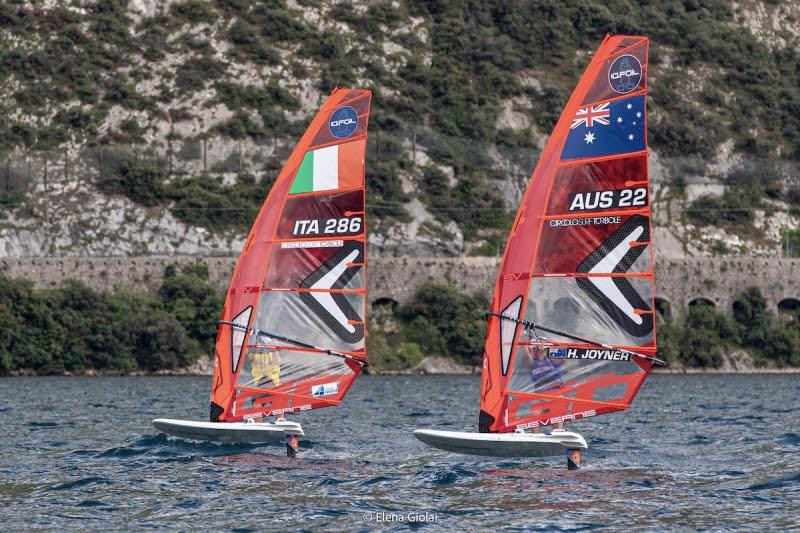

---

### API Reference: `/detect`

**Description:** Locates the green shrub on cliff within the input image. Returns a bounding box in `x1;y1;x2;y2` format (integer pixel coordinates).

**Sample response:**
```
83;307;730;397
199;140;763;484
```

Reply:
165;171;275;231
94;148;278;232
0;264;220;376
2;272;800;376
367;333;425;371
159;263;223;354
687;162;794;230
96;148;168;207
657;301;738;368
396;283;488;366
687;189;756;228
657;287;800;368
733;287;800;367
6;0;798;238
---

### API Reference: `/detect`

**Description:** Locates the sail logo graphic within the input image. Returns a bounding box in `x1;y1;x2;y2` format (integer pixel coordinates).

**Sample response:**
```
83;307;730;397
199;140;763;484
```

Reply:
561;95;645;160
549;348;568;359
502;271;531;282
329;106;358;138
299;241;365;344
265;404;312;417
576;215;654;338
292;216;362;237
568;188;648;212
551;348;631;361
516;409;597;430
571;103;610;129
311;382;339;397
608;54;642;94
549;216;620;227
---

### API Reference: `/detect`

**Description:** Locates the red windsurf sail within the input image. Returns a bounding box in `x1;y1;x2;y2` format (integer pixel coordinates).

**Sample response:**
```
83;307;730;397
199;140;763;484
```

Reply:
210;88;371;422
479;35;658;433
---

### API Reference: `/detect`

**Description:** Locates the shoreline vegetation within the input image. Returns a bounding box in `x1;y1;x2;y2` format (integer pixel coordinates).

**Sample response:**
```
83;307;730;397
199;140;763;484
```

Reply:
1;265;799;377
6;363;800;378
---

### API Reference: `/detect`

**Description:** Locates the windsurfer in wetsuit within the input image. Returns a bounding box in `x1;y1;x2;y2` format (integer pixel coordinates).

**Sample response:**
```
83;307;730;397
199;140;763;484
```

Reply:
524;329;564;431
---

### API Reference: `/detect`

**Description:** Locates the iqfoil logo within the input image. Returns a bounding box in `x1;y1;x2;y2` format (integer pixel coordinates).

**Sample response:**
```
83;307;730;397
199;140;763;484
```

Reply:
329;106;358;138
608;54;642;94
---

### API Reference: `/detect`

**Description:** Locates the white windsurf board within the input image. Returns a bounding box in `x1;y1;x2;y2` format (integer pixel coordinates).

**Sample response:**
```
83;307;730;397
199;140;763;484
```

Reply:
152;418;303;444
413;429;587;458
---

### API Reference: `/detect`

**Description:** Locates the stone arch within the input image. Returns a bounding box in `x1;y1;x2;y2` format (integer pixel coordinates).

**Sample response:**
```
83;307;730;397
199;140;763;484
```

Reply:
688;297;715;308
777;298;800;316
370;297;400;331
654;297;671;321
371;297;399;311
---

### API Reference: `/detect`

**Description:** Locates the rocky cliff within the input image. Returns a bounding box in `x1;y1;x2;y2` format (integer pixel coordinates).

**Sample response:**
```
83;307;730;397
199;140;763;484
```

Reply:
1;1;799;259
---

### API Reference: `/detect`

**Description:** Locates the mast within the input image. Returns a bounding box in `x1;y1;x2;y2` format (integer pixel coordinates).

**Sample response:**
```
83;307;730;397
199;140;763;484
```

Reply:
210;88;372;422
479;35;656;433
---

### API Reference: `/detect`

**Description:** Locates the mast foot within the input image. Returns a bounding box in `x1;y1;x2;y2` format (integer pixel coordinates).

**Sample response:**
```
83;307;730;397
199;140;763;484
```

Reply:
567;448;581;470
285;435;299;458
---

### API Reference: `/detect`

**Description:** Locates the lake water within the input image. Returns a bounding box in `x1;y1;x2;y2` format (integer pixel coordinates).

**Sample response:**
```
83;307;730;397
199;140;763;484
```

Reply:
0;375;797;531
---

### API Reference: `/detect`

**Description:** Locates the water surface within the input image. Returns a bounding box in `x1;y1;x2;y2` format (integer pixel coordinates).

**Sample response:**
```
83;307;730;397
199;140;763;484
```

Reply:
0;375;797;530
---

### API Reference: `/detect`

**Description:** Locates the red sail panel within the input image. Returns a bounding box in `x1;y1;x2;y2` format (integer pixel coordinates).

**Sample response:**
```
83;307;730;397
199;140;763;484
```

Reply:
211;89;371;422
479;35;655;433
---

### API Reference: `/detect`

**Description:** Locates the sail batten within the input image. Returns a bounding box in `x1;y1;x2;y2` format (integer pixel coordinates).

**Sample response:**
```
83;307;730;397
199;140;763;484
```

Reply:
480;35;655;433
211;88;372;422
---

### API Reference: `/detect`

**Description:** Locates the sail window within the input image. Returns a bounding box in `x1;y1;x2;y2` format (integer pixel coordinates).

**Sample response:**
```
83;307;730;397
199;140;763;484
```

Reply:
500;297;522;376
230;306;252;374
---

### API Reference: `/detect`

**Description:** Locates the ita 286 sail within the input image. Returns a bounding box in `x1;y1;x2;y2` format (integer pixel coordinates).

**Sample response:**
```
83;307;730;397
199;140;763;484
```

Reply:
210;89;371;422
480;35;657;433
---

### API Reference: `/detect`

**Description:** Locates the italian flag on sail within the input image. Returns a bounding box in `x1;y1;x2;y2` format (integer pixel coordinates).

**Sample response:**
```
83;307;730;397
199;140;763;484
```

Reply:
289;139;365;194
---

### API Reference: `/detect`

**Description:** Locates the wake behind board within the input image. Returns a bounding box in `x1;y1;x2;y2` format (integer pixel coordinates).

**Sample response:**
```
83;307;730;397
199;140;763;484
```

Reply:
152;418;303;444
413;429;587;458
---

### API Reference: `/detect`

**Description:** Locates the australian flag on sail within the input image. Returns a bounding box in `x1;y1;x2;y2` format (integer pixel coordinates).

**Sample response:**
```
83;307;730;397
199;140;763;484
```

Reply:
561;95;645;160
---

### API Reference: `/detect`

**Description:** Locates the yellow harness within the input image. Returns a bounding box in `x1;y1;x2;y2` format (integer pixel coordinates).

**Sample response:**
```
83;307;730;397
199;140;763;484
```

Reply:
252;351;281;385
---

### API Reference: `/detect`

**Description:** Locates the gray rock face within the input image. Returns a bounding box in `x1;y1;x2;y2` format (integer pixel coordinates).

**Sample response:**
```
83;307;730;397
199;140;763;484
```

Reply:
413;356;475;375
1;2;798;261
369;199;465;257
